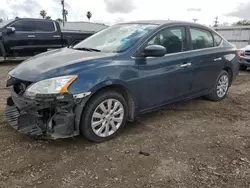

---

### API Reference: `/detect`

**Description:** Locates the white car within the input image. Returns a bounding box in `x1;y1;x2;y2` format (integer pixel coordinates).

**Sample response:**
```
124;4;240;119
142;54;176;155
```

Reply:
239;45;250;70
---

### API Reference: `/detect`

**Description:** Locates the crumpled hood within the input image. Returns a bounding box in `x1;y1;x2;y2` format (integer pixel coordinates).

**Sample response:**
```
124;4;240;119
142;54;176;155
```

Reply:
9;48;117;82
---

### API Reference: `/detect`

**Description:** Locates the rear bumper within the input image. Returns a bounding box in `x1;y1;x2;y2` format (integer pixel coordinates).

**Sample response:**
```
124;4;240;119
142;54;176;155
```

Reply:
5;88;86;139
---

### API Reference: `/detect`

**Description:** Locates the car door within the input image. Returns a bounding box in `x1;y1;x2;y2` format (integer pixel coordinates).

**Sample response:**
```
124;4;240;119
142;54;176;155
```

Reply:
4;20;37;55
35;20;63;51
188;27;224;94
136;26;194;110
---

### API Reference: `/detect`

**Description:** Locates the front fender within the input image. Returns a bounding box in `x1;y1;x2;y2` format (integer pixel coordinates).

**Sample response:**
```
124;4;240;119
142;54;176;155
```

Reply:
89;79;131;93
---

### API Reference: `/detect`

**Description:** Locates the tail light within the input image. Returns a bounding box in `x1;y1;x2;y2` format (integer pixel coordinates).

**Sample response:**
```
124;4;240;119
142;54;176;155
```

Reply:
236;49;244;56
236;50;242;60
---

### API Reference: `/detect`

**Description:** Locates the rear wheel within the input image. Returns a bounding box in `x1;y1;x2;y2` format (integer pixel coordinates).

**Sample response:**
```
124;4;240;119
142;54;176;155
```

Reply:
205;70;230;101
239;65;247;71
0;42;7;59
80;90;128;142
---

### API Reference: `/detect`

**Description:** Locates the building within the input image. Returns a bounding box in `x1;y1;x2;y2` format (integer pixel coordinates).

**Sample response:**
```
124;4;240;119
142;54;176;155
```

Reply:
214;26;250;48
60;21;109;33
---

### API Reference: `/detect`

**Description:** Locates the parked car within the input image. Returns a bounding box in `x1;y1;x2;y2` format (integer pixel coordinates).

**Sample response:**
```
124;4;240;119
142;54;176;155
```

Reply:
238;45;250;70
0;18;96;58
5;20;239;142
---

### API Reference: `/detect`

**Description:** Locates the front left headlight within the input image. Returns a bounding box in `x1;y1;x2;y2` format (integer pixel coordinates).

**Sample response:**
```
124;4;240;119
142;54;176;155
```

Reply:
24;75;77;97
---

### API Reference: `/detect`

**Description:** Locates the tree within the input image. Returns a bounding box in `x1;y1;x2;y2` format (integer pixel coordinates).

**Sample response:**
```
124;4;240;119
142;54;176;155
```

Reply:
233;20;250;26
221;22;229;26
40;10;47;19
63;9;68;22
86;11;92;21
45;16;51;20
0;18;3;22
56;18;63;22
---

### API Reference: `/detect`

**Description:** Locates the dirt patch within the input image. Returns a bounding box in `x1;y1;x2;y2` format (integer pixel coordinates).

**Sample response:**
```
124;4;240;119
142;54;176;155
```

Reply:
0;63;250;188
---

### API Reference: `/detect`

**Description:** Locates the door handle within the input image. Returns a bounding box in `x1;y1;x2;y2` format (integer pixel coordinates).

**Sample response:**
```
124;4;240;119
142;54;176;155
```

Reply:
180;62;192;68
28;35;35;38
53;35;60;38
214;57;222;61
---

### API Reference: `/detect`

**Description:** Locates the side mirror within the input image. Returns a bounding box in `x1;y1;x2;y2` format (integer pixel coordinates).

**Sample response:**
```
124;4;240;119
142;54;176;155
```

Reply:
144;45;166;57
6;27;15;34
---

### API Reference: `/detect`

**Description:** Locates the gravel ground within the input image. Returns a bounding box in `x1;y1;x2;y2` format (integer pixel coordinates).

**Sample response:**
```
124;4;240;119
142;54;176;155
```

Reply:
0;62;250;188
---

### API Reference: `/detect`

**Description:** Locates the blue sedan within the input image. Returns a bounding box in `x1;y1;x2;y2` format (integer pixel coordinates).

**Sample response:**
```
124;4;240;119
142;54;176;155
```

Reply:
5;20;239;142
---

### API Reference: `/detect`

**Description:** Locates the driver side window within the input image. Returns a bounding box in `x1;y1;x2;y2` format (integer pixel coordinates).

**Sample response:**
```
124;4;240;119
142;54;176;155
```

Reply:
147;27;187;54
11;21;36;32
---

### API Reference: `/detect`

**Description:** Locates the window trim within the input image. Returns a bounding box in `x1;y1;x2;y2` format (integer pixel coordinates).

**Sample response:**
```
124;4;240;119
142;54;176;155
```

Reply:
132;25;224;59
189;26;214;50
10;20;57;33
212;32;223;47
133;24;190;57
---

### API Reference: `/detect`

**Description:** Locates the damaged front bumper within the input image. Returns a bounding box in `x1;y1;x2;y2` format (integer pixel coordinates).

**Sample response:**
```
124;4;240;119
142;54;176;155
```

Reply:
5;87;89;139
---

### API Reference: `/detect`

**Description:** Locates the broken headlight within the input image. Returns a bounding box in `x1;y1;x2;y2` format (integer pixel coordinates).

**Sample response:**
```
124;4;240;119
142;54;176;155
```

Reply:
24;75;77;97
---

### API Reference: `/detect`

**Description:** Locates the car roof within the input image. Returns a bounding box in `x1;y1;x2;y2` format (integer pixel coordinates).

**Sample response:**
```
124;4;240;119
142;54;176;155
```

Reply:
122;20;186;25
14;18;54;22
120;20;211;30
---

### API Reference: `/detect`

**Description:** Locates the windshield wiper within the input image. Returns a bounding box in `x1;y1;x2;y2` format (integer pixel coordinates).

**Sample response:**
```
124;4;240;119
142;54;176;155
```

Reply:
74;47;101;52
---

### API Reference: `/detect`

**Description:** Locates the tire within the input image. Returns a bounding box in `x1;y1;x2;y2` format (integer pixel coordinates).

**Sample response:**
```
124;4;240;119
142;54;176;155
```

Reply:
80;90;128;142
205;70;230;102
239;65;247;71
0;42;7;59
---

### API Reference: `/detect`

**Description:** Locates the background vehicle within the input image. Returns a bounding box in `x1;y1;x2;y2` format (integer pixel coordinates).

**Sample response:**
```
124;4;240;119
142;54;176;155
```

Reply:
5;20;239;142
0;18;107;58
238;45;250;70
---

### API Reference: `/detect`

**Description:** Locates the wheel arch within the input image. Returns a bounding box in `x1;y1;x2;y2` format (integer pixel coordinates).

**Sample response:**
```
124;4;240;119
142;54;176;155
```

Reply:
223;66;233;86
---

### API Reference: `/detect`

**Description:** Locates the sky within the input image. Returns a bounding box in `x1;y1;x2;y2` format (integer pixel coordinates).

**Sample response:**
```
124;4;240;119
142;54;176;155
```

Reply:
0;0;250;26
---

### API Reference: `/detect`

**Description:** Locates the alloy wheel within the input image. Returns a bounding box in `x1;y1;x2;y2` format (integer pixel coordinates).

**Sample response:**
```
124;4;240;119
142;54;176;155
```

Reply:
91;99;124;137
217;75;229;98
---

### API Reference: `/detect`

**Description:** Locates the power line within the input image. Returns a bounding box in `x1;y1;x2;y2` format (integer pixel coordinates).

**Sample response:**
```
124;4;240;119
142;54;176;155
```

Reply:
214;16;219;27
61;0;65;26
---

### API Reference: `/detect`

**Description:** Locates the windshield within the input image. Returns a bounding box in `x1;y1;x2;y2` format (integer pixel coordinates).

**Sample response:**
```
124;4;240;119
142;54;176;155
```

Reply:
0;19;14;28
73;24;157;53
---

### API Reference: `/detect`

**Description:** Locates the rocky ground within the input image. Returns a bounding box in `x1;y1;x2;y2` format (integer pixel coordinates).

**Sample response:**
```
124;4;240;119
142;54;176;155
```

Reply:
0;61;249;188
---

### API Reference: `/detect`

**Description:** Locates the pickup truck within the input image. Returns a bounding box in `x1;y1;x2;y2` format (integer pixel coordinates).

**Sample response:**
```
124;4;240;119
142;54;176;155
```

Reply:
0;18;99;58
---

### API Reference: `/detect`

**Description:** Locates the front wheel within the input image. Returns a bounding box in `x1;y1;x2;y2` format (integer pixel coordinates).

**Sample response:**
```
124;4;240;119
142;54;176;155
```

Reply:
80;90;128;142
205;70;230;101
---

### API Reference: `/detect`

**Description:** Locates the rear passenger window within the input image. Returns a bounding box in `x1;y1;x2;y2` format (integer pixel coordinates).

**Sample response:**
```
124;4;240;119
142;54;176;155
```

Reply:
190;28;213;50
36;21;55;32
213;33;222;46
147;27;187;54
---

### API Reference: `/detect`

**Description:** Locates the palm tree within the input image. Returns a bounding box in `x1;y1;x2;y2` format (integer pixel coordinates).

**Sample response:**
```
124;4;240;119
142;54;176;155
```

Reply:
86;11;92;21
63;9;68;22
40;10;47;19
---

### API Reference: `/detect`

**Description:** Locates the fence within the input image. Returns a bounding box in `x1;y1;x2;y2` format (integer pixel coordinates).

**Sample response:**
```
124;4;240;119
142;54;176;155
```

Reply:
214;26;250;49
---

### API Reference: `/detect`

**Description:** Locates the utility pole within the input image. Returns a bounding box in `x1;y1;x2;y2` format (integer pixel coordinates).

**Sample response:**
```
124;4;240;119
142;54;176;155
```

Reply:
214;16;219;27
193;18;198;23
61;0;65;26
